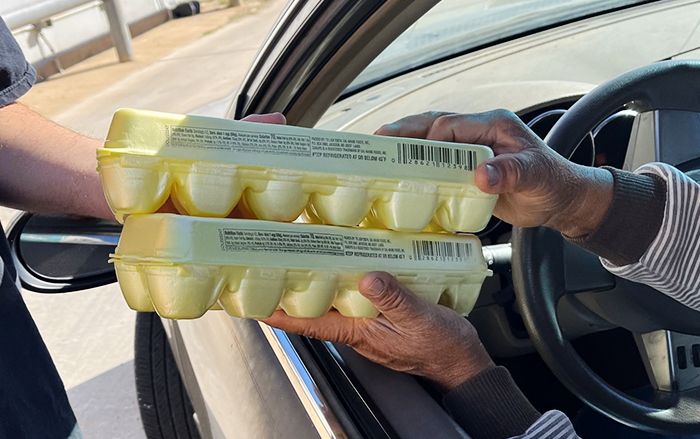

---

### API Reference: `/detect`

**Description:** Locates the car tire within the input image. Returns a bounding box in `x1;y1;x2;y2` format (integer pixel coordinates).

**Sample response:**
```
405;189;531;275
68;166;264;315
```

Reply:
134;312;201;439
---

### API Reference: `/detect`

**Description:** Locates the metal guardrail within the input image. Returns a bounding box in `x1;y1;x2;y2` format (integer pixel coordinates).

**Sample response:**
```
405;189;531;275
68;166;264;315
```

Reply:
5;0;135;62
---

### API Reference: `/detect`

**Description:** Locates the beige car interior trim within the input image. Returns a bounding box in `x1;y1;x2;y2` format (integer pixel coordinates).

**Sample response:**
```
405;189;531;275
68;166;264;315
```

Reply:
318;0;700;132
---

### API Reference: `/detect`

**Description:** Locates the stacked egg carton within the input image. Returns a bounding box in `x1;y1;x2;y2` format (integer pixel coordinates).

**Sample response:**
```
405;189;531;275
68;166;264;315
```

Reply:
99;109;497;319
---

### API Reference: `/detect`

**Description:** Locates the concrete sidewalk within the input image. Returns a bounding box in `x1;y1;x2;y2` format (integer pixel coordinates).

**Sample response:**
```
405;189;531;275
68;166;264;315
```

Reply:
6;1;287;437
20;0;281;122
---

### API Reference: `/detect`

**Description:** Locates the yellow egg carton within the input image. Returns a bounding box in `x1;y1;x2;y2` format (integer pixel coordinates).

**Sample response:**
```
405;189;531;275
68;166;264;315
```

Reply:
112;214;491;319
98;109;497;232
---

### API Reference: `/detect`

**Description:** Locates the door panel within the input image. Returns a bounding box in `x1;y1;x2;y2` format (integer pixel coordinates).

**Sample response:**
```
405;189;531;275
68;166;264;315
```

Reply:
171;314;322;439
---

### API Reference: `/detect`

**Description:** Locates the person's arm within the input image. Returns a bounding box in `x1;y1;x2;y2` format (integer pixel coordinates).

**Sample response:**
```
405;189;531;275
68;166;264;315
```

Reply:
264;269;583;439
374;110;601;439
263;109;694;439
575;163;700;311
262;271;539;438
0;18;109;218
376;110;700;308
359;110;700;439
261;110;601;438
0;15;111;219
0;102;111;219
0;103;287;219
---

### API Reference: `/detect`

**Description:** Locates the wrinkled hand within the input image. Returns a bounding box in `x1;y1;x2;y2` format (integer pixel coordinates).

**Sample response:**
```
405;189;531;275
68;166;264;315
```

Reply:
262;272;494;390
376;110;613;237
227;112;494;390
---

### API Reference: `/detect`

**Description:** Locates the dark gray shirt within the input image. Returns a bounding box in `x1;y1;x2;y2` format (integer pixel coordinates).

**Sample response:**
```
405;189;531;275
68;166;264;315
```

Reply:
0;17;79;439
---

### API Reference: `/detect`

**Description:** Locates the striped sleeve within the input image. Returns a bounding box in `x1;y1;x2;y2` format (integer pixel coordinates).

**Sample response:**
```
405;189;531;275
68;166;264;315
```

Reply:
509;411;579;439
601;163;700;311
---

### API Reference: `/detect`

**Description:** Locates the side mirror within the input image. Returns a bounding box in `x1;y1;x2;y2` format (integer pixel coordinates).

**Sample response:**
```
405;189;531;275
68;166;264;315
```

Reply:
6;213;121;293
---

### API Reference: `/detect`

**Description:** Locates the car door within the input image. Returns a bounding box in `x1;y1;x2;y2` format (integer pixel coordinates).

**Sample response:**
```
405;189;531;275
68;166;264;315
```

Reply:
173;1;474;437
198;0;700;437
230;0;444;126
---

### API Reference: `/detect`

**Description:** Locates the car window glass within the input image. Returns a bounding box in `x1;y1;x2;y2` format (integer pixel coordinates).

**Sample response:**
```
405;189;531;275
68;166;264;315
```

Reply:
345;0;647;95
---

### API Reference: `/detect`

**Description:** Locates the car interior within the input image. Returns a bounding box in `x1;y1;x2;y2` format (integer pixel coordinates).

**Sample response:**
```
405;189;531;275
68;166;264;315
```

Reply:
8;0;700;438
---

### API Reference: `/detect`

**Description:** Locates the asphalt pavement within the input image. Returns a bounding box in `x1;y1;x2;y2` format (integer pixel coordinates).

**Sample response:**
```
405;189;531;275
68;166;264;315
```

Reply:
1;1;287;437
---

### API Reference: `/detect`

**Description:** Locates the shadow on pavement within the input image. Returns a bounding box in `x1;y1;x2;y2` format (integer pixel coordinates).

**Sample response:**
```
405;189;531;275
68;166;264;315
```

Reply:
67;360;146;439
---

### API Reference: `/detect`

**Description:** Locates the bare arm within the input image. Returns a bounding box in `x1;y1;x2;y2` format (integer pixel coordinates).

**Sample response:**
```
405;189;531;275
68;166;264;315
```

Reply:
0;102;112;219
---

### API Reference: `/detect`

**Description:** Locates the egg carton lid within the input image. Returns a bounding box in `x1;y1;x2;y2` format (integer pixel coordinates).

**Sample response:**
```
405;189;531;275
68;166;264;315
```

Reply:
99;108;493;186
111;214;491;275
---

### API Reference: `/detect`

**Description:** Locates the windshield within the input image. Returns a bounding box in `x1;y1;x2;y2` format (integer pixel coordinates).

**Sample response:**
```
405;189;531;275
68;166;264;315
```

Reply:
346;0;649;94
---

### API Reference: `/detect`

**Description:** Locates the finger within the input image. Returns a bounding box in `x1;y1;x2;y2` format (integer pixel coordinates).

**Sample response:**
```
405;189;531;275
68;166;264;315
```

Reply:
260;310;361;345
242;112;287;125
426;110;531;154
374;111;452;138
359;271;425;323
474;150;542;194
155;197;179;214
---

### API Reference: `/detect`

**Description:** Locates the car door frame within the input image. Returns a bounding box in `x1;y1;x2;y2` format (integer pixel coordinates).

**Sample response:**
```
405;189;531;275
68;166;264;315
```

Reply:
224;1;483;438
229;0;442;127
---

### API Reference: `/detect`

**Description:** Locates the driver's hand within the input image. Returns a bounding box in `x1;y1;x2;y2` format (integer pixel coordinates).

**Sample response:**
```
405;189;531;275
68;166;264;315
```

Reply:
218;113;494;389
376;110;614;237
262;271;494;391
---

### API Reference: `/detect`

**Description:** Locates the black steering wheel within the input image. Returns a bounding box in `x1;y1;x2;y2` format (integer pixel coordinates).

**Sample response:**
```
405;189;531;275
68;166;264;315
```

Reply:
512;60;700;435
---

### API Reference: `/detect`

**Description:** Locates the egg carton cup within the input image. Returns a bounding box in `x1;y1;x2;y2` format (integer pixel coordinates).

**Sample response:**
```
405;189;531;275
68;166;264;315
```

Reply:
98;155;497;232
115;262;488;319
112;215;491;319
98;109;497;232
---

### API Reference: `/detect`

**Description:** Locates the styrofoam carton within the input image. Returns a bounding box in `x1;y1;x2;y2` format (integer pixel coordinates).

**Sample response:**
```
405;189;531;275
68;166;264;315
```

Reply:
98;109;497;232
111;214;491;319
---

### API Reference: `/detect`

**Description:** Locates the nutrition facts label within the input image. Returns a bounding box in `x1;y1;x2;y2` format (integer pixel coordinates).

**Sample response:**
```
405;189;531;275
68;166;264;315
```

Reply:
218;228;407;260
166;125;388;164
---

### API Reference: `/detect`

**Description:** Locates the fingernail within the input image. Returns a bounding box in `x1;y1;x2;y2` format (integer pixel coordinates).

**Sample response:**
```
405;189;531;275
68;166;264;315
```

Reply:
485;164;499;187
366;278;385;296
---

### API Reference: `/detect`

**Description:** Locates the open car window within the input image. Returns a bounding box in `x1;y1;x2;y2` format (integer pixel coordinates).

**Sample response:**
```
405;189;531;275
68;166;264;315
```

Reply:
344;0;649;96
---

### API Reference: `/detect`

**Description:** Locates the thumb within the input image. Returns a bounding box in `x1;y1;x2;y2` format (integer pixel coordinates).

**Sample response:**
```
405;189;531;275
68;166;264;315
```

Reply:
359;272;424;322
475;151;540;195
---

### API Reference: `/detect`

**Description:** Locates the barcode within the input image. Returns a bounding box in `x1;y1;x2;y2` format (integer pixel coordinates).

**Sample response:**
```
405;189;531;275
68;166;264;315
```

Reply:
412;240;472;261
397;143;477;170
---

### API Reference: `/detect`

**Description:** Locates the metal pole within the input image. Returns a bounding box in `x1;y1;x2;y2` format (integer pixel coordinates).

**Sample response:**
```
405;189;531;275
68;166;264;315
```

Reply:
102;0;134;62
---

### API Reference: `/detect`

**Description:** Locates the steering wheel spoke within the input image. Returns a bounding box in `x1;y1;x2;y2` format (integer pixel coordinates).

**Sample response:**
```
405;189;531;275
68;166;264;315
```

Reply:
562;239;616;294
625;110;700;171
635;330;700;392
